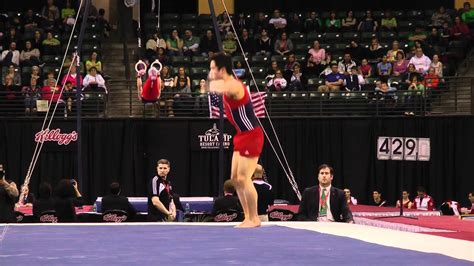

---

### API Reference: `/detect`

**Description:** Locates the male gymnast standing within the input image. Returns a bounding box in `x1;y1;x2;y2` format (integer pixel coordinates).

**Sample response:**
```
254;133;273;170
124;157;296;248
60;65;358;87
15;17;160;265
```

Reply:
208;53;264;228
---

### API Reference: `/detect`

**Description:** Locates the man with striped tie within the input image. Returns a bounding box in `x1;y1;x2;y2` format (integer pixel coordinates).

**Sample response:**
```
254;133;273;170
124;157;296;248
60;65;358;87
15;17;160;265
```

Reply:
297;164;354;223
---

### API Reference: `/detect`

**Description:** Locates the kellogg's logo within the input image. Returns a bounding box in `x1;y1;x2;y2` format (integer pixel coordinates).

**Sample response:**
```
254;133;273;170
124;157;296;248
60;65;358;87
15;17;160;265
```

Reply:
103;213;127;223
35;129;78;145
198;123;232;150
269;211;294;221
40;214;58;223
214;213;238;222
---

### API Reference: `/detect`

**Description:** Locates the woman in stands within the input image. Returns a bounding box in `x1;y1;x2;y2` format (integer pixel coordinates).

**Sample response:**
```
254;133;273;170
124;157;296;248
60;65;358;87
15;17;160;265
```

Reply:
22;76;41;114
20;41;41;67
85;52;102;74
160;66;175;117
341;11;357;32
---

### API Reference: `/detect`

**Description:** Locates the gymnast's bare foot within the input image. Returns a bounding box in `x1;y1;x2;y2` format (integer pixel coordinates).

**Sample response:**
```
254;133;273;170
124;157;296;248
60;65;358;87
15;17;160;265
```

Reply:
235;218;261;228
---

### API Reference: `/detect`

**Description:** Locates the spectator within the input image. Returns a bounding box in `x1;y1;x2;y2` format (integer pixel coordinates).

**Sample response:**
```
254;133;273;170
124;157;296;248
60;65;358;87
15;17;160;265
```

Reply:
20;40;41;67
23;9;40;32
343;188;358;205
345;40;365;64
148;159;177;222
200;30;219;58
426;28;444;55
61;0;76;32
380;10;398;32
325;11;341;32
450;16;470;40
268;9;287;35
62;81;76;116
405;45;417;60
460;191;474;214
166;29;183;56
42;32;60;55
18;185;35;207
440;22;451;46
338;53;357;75
32;30;44;54
211;179;242;217
341;11;357;32
386;41;403;62
297;164;354;222
308;40;326;73
359;58;373;78
2;64;21;86
233;61;246;79
22;76;41;114
409;48;431;74
430;54;443;77
404;75;425;115
193;79;208;116
235;13;250;32
344;66;365;91
431;6;452;27
252;164;274;222
266;69;287;91
53;179;83;222
61;64;82;88
1;42;20;66
375;81;397;100
256;29;272;56
97;8;112;37
43;71;57;87
173;67;191;92
0;164;19;223
155;47;169;66
2;75;18;102
284;53;298;73
4;28;20;49
222;31;237;55
318;63;344;92
265;60;279;80
396;190;415;209
85;52;102;74
218;11;232;34
83;67;107;93
288;63;306;91
401;63;422;89
41;11;59;33
407;26;427;48
41;78;63;104
377;55;392;79
159;66;175;117
102;182;136;219
240;28;255;56
273;32;293;56
32;182;55;219
145;32;167;62
183;29;200;56
304;11;322;33
41;0;60;21
366;38;384;63
31;66;42;84
358;10;378;32
461;2;474;26
369;190;387;206
253;12;268;34
414;186;434;211
287;13;303;33
392;51;409;77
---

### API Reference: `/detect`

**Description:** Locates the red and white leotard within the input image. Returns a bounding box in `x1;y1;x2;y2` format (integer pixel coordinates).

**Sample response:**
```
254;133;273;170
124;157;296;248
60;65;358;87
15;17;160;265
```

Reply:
224;83;264;157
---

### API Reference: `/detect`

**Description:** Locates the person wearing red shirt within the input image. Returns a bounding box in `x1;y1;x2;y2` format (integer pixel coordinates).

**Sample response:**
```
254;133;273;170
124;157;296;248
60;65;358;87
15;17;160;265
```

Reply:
396;190;415;209
450;16;470;40
414;186;435;211
41;78;63;103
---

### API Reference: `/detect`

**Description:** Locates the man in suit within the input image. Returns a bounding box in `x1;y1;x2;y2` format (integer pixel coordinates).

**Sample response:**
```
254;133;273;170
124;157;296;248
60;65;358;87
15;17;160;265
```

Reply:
297;164;354;223
212;179;243;216
102;182;136;219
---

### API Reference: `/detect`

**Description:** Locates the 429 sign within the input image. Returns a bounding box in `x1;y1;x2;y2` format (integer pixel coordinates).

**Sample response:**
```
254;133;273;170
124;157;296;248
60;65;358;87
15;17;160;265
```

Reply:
377;137;430;161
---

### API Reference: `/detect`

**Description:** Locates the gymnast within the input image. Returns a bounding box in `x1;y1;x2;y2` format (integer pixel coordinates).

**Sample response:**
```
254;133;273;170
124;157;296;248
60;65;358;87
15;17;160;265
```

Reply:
208;53;264;228
135;60;162;103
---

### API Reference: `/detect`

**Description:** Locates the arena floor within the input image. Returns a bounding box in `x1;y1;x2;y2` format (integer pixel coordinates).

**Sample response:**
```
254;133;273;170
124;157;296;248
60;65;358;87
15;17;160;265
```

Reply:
0;222;472;265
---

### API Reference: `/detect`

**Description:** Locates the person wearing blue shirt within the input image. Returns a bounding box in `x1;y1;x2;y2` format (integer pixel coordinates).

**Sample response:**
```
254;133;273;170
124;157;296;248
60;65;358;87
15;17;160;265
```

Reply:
318;63;344;92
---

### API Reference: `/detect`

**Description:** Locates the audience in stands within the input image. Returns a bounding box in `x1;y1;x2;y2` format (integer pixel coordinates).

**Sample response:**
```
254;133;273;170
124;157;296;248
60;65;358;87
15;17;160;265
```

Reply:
369;190;387;207
256;28;272;56
222;32;237;55
358;10;378;32
268;9;287;35
359;58;373;78
451;16;471;40
266;69;287;91
404;75;425;115
342;11;357;32
41;78;62;104
167;29;183;56
273;32;293;56
431;6;452;27
366;38;384;63
308;40;326;73
2;74;19;101
409;48;431;74
344;66;364;91
377;55;393;79
338;53;357;75
288;63;306;91
380;10;398;32
22;76;40;114
3;64;21;86
344;188;358;205
20;41;41;67
62;81;76;116
414;186;434;211
461;2;474;26
1;41;20;66
396;190;415;209
392;51;409;77
304;11;322;33
61;64;82;88
326;11;341;31
101;182;136;219
318;63;344;92
146;32;167;62
200;29;219;58
183;29;200;56
430;54;443;77
42;32;60;55
239;28;255;56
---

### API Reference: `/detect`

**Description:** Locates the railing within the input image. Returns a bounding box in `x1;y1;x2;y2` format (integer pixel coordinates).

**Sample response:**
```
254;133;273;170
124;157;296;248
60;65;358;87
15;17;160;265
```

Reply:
1;76;472;119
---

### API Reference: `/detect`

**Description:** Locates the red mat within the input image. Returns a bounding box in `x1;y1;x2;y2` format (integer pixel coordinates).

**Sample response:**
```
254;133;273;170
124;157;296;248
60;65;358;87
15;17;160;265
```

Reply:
16;205;94;216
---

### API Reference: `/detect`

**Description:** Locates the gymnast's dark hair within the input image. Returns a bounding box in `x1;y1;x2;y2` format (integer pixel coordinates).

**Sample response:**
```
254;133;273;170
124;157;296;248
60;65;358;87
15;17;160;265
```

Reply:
211;52;233;75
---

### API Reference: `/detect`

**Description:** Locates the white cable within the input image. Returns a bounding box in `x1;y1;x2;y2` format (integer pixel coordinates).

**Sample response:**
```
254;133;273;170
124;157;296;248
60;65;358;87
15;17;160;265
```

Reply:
0;224;8;245
22;0;84;190
220;2;301;200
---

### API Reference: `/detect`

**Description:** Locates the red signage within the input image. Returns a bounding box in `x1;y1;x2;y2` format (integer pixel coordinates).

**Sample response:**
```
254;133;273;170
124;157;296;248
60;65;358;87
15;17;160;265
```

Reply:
35;129;78;145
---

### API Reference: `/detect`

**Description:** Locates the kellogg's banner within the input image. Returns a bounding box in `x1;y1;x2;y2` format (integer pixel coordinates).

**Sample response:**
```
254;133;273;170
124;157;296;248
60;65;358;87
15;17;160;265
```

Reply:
33;124;78;151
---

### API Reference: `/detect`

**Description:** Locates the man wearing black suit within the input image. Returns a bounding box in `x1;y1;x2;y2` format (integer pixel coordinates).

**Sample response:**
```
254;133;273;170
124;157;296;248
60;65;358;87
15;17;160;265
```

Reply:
297;164;354;223
211;179;243;216
102;182;136;219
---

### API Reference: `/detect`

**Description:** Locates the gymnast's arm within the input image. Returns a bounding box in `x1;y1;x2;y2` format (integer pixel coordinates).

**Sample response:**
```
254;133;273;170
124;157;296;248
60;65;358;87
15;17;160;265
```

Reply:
136;76;143;100
3;180;19;198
